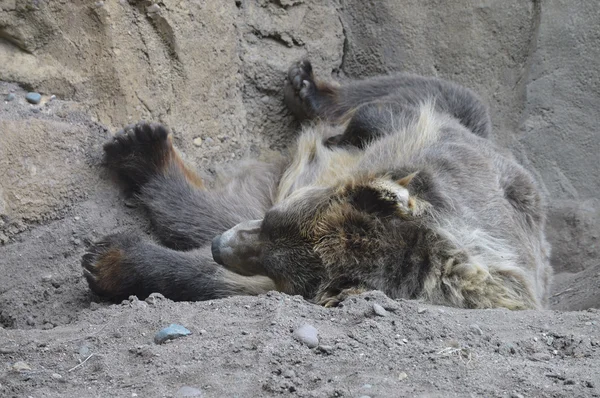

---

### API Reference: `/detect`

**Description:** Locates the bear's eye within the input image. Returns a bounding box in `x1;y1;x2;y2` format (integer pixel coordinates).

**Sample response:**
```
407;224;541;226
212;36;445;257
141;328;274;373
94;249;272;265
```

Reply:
260;211;301;242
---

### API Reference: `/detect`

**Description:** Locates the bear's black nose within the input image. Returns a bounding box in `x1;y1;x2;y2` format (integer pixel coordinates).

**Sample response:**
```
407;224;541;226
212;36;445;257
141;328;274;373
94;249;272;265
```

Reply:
211;235;223;265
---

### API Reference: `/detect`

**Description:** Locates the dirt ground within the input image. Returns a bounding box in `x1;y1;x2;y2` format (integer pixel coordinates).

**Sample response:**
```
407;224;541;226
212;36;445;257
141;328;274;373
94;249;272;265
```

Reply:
1;1;599;397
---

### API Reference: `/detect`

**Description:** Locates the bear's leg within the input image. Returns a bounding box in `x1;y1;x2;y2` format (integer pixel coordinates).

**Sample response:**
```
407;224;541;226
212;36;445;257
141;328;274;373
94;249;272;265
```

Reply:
139;161;280;250
284;60;491;138
82;233;275;301
104;122;279;250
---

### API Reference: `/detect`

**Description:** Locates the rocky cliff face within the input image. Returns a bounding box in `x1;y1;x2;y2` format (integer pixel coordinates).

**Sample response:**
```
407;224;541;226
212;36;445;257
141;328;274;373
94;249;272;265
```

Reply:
0;0;598;317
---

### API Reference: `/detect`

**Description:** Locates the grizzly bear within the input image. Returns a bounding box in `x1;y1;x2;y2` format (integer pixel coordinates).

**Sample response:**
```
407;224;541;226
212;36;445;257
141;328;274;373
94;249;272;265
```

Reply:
82;60;552;309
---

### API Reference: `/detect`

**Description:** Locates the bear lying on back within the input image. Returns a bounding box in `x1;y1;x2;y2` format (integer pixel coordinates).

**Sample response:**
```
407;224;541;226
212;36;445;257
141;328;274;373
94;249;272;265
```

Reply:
82;60;552;309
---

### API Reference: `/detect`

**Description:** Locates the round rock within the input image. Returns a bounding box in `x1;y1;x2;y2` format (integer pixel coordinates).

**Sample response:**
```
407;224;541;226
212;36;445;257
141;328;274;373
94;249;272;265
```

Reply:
11;361;31;372
5;93;15;102
372;303;387;317
293;323;319;348
25;92;42;104
469;324;484;335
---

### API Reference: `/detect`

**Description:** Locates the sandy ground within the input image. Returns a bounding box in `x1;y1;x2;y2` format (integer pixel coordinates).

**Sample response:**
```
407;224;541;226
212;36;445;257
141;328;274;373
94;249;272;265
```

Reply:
1;292;600;398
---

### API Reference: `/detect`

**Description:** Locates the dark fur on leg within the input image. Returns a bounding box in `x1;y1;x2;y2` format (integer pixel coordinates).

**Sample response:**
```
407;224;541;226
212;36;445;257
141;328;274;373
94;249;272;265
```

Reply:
139;161;281;250
82;233;275;301
285;60;491;139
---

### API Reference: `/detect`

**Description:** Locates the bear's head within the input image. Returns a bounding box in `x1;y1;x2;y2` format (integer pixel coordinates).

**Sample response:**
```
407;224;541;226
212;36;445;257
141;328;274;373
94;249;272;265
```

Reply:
211;170;440;298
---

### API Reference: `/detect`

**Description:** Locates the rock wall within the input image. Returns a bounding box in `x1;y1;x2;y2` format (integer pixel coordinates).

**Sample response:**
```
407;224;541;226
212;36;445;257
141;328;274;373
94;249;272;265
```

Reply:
0;0;598;312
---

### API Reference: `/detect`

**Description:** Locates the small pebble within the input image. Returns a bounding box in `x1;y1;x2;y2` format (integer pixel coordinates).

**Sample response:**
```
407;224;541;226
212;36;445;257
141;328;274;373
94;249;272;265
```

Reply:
469;324;484;335
510;394;525;398
317;345;333;354
372;303;387;317
51;373;62;379
175;386;204;397
26;92;42;104
147;3;160;13
95;1;104;7
74;216;80;221
79;344;92;359
293;323;319;348
417;307;427;314
154;324;192;344
283;369;296;378
50;94;56;101
362;384;372;389
145;292;165;305
5;93;15;102
358;396;372;398
529;352;551;362
11;361;31;372
398;372;408;381
193;137;203;147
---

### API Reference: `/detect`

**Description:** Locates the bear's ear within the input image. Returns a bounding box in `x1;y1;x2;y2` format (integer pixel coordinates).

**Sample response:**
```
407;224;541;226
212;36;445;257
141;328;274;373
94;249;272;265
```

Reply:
396;171;418;187
348;178;411;217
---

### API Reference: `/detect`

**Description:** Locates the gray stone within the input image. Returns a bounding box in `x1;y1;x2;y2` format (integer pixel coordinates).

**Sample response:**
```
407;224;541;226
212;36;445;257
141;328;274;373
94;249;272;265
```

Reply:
11;361;31;372
283;369;296;378
145;292;165;305
293;323;319;348
78;344;92;359
469;324;484;336
25;92;41;104
175;386;203;397
154;324;192;344
372;303;388;317
529;352;551;362
147;4;160;14
5;93;15;101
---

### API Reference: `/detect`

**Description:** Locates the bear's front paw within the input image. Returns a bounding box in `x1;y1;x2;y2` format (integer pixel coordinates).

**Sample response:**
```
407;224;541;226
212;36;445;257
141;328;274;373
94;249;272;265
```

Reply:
103;122;174;190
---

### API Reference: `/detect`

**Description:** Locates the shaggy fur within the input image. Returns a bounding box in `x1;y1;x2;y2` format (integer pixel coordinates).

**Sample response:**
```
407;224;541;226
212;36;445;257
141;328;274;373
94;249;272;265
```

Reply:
82;60;552;309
